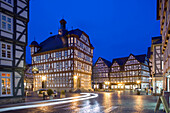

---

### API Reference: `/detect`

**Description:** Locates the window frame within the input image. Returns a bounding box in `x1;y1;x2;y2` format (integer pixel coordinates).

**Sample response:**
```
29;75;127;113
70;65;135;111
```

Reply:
1;13;13;33
2;0;14;6
0;41;13;60
0;71;13;97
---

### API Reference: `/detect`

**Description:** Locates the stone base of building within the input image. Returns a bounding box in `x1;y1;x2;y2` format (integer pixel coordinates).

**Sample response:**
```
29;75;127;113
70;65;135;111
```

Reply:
0;97;25;105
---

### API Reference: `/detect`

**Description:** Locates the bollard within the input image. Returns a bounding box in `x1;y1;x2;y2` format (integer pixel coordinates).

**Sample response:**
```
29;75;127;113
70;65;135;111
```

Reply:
163;91;170;107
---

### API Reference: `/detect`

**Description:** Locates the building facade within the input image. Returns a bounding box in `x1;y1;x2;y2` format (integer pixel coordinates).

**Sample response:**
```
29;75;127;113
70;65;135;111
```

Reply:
30;19;94;92
0;0;29;104
148;36;163;94
24;64;33;91
157;0;170;91
92;57;111;89
92;54;150;90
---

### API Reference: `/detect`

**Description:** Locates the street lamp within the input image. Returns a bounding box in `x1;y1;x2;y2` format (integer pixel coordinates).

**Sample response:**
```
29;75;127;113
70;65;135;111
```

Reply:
32;67;39;91
137;80;140;84
42;76;46;81
137;80;141;89
42;76;46;88
74;75;78;79
104;81;110;89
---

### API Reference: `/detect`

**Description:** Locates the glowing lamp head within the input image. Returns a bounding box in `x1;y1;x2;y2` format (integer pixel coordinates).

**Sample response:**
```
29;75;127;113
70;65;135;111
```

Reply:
137;80;140;84
42;76;46;81
74;75;78;79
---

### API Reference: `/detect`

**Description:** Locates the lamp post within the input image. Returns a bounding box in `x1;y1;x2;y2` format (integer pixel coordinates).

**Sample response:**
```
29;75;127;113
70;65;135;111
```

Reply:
42;76;47;89
32;67;39;91
74;75;78;88
104;81;110;90
137;80;141;89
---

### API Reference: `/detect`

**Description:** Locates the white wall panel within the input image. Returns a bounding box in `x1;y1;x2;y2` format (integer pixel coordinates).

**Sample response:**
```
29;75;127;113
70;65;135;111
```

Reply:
16;19;25;26
18;60;24;67
20;11;27;18
16;45;23;50
0;60;12;66
15;51;23;58
1;31;13;39
0;3;13;12
19;34;26;42
15;78;20;87
16;25;25;32
17;89;21;95
17;0;26;8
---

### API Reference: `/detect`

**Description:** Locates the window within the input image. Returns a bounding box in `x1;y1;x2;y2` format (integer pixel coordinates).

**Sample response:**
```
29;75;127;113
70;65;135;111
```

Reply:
0;42;12;59
56;52;59;58
59;52;61;58
0;72;12;96
1;14;13;32
65;51;67;57
45;54;48;59
71;37;73;43
3;0;13;6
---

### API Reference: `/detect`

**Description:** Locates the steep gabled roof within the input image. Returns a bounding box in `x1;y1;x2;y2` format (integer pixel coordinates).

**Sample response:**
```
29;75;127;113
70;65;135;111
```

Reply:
112;57;128;66
37;34;68;53
152;36;162;44
99;57;112;67
68;29;83;37
147;47;151;59
31;28;93;54
111;54;147;66
134;54;146;63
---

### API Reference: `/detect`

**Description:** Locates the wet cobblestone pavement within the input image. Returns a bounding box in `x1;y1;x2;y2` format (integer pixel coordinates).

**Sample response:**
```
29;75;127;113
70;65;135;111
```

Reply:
0;91;165;113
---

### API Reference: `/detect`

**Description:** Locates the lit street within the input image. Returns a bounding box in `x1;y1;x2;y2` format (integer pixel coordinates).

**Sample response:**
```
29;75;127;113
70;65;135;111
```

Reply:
0;91;164;113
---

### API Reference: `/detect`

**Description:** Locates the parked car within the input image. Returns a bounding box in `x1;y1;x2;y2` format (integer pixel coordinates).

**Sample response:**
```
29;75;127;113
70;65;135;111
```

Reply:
36;89;48;95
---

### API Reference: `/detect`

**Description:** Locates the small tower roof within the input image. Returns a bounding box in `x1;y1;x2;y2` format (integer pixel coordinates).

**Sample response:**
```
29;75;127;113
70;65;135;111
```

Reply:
60;19;67;24
30;41;39;46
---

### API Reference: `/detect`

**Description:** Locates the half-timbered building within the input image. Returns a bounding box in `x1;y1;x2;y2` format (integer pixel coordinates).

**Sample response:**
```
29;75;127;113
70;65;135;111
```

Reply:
24;64;33;91
0;0;29;104
30;19;94;92
149;36;163;94
110;54;150;90
92;57;111;89
157;0;170;91
92;54;150;90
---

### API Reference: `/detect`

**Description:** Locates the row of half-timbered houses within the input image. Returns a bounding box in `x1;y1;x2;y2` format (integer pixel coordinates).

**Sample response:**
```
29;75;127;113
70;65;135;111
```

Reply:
148;36;163;95
157;0;170;92
30;19;94;92
92;54;150;90
0;0;29;104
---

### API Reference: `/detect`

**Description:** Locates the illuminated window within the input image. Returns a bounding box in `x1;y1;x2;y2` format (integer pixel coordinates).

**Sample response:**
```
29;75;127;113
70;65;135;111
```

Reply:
0;72;12;96
1;14;13;32
0;42;12;60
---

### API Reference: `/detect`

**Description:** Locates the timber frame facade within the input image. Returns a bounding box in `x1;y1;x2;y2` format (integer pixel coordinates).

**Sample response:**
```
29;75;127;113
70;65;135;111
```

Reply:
148;36;163;94
92;54;150;90
157;0;170;91
0;0;29;103
30;19;94;92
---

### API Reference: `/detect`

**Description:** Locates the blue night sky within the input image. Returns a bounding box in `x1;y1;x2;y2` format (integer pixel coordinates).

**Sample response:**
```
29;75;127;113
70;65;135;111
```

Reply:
27;0;160;64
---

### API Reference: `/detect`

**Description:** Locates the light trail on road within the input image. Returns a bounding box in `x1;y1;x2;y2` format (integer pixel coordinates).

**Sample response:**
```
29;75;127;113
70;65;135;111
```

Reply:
0;93;98;112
